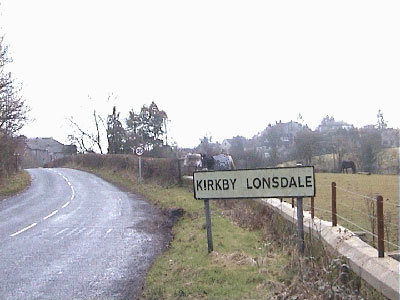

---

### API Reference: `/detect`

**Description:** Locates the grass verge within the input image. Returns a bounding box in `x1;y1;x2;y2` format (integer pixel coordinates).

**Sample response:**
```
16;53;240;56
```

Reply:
0;171;31;199
65;165;286;299
62;164;387;299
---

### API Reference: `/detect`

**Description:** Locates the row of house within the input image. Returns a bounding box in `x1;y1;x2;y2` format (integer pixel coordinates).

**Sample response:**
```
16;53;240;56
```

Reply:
17;137;77;168
220;118;399;158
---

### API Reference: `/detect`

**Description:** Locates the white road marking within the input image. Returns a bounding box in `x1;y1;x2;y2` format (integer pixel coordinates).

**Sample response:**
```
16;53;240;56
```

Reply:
86;228;96;236
61;201;70;209
56;171;75;203
55;228;70;236
65;227;80;237
43;210;58;220
11;170;78;239
10;223;38;237
75;227;87;235
70;186;75;200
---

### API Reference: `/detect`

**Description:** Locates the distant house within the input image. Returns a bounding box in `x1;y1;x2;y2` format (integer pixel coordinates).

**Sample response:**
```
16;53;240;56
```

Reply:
195;136;221;155
362;124;376;131
221;139;232;153
317;116;353;133
361;125;399;148
381;128;399;148
264;120;306;146
249;120;309;161
23;137;77;168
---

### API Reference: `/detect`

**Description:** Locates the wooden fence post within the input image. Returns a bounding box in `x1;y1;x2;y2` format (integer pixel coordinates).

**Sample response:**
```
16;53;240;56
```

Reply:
332;182;337;226
14;154;18;172
177;159;183;186
377;195;384;258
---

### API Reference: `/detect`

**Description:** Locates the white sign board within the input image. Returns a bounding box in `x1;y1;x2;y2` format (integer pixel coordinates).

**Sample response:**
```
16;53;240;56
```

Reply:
193;166;315;200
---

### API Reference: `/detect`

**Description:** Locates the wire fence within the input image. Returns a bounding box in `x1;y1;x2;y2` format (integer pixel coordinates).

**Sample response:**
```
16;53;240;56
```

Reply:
283;180;400;256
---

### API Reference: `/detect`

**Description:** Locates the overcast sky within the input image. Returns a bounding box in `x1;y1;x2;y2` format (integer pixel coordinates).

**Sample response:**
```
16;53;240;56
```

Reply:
1;1;399;148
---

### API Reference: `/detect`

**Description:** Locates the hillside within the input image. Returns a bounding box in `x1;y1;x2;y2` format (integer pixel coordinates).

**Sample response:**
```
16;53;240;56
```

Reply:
278;147;399;174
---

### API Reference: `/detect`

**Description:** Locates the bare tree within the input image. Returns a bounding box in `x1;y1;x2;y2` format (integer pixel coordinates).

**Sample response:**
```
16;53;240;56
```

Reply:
0;36;29;136
293;130;319;165
377;109;387;131
1;35;30;181
68;111;104;154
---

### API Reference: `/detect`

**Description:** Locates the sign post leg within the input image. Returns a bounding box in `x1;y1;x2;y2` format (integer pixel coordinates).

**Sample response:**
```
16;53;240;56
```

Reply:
204;200;213;253
297;196;304;254
138;156;142;184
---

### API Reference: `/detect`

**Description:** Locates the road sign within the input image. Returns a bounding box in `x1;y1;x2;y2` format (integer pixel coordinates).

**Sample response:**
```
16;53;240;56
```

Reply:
193;166;315;200
194;166;315;255
135;146;144;156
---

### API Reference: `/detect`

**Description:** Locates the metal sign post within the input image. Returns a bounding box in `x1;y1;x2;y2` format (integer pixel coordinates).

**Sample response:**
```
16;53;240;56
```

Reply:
296;163;304;254
138;157;142;183
204;199;214;253
135;146;144;183
296;196;304;254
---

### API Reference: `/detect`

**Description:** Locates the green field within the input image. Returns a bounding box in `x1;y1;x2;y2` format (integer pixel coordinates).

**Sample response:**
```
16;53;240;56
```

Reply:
299;173;399;252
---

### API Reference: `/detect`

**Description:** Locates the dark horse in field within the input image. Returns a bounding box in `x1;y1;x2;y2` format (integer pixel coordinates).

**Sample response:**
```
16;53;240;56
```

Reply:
341;160;356;173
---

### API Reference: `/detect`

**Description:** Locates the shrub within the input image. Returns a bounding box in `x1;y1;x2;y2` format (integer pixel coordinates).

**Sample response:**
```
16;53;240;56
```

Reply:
45;154;180;185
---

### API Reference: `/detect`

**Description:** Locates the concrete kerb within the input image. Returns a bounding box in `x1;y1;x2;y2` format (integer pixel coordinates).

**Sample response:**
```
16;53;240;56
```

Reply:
255;198;399;300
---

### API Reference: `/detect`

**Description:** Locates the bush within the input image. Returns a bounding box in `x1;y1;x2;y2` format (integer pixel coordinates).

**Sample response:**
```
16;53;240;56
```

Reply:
45;154;181;185
0;135;23;182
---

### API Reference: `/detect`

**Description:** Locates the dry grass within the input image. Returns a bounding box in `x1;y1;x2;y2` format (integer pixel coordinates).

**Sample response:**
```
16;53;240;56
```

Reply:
0;170;31;198
216;199;387;299
376;148;399;174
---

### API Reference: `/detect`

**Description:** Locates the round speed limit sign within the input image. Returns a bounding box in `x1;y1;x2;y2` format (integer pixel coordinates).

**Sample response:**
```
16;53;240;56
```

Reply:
135;146;144;156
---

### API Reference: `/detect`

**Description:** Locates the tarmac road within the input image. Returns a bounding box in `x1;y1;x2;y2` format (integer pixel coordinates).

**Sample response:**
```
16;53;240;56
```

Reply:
0;168;170;300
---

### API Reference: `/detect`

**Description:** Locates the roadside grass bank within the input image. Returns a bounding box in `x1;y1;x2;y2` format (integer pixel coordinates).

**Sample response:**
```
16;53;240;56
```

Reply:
59;162;386;299
0;170;31;199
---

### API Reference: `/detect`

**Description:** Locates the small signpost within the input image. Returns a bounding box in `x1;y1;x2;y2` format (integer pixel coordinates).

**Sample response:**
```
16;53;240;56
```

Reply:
135;146;144;183
193;166;315;253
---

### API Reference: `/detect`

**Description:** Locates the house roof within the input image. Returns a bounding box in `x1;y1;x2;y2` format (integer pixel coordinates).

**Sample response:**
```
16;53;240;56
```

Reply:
26;137;65;153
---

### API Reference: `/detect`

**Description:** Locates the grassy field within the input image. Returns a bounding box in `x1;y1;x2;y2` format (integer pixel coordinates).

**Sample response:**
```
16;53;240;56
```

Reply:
0;171;31;199
63;164;387;299
297;173;399;252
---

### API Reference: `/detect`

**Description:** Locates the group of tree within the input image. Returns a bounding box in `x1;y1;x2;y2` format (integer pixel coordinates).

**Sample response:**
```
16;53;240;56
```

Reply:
0;35;29;180
69;101;172;157
202;113;394;173
291;125;384;173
